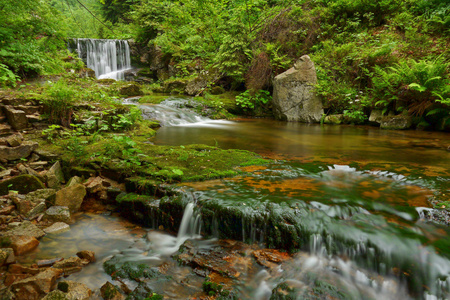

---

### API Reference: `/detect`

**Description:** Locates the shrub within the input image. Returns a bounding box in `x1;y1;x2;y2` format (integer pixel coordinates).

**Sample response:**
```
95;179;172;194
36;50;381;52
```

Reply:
42;80;76;126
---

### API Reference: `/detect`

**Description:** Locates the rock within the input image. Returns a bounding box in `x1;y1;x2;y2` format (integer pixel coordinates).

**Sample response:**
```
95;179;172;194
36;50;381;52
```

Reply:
128;282;154;300
3;106;29;130
45;161;65;188
33;149;60;161
253;249;291;268
369;109;384;124
54;184;86;213
380;115;413;130
43;206;71;223
0;205;15;215
26;166;46;182
37;258;64;268
25;189;57;207
5;220;46;239
185;76;208;96
119;84;143;97
163;79;187;93
84;176;110;193
0;168;12;178
59;281;92;300
9;236;40;255
100;281;125;300
272;55;323;122
8;264;40;275
42;290;70;300
26;202;47;218
0;141;38;161
66;176;82;187
44;222;70;234
52;256;82;268
76;250;95;263
10;268;62;299
0;248;15;266
0;174;45;195
323;114;344;125
6;134;22;147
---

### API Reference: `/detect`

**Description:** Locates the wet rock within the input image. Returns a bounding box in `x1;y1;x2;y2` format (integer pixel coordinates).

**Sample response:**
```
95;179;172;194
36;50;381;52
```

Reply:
0;141;38;161
103;255;164;281
273;55;323;122
37;258;64;268
43;206;71;223
0;248;15;266
4;220;46;239
369;109;383;124
127;282;154;300
25;189;56;207
323;114;344;125
53;257;83;276
119;84;143;97
100;281;125;300
0;174;45;195
44;222;70;234
59;281;92;300
253;249;291;268
9;235;39;255
76;250;95;263
380;115;413;130
33;149;60;161
54;184;86;213
42;290;70;300
10;268;62;299
3;106;29;130
8;264;40;275
163;79;187;93
26;202;47;218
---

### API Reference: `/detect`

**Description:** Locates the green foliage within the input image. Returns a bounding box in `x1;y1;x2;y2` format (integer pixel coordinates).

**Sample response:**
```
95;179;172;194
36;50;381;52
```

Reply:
0;63;18;87
42;80;76;126
372;58;450;116
236;90;272;112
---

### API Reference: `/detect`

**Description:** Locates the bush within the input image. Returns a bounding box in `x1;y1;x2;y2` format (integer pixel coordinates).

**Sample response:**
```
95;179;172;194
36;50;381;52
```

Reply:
42;80;76;126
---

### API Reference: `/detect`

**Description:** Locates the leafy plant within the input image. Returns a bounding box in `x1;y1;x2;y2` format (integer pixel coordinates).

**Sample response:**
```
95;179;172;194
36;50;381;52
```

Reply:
235;89;272;112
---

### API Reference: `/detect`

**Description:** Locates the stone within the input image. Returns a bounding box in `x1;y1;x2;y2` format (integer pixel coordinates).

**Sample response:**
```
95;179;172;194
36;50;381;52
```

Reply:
43;206;71;223
119;84;143;97
25;189;57;207
33;149;60;161
37;258;64;268
0;248;15;266
26;202;47;218
253;249;291;268
0;174;45;195
0;168;12;178
272;55;323;122
45;161;65;186
9;236;40;255
100;281;125;300
66;176;82;187
10;268;62;299
323;114;344;125
44;222;70;234
60;281;92;300
3;106;29;130
84;176;110;193
8;264;40;275
42;290;70;300
369;109;384;124
185;76;208;96
380;115;413;130
5;134;22;147
5;220;46;239
47;175;62;189
0;205;15;215
54;184;86;213
76;250;95;263
163;79;187;93
52;257;82;269
0;141;39;161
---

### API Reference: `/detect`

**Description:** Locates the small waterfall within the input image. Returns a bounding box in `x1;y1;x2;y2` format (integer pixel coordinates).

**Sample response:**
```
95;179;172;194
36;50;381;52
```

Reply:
71;38;131;80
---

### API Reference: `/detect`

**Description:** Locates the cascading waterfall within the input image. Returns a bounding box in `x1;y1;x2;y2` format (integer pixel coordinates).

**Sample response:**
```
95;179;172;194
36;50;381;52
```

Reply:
71;38;131;80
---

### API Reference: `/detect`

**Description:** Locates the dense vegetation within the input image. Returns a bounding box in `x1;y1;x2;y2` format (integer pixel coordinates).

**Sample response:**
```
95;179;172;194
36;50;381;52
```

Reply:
1;0;449;127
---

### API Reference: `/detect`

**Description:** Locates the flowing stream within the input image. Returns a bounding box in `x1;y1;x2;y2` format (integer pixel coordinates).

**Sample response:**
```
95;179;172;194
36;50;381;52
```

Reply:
31;98;450;299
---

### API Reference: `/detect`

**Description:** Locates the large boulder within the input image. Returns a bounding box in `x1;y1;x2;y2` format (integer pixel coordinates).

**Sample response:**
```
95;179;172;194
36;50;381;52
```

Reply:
10;268;62;299
0;141;38;161
9;236;40;255
272;55;323;122
54;184;86;213
380;115;413;130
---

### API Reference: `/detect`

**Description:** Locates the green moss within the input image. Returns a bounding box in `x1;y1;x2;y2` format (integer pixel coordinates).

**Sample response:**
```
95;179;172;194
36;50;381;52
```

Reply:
57;281;69;293
103;257;163;281
202;281;223;296
0;175;45;195
435;201;450;209
145;294;164;300
138;94;172;104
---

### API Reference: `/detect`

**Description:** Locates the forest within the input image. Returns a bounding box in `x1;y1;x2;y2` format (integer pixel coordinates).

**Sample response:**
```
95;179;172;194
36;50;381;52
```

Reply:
0;0;449;128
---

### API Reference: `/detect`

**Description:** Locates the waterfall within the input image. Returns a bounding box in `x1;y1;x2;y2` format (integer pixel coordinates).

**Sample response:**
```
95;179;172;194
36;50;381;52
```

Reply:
71;38;131;80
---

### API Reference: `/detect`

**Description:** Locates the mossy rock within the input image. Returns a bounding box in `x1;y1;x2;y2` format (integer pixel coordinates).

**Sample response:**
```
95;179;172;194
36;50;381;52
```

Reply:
0;175;45;195
103;256;165;281
120;83;144;97
209;86;225;95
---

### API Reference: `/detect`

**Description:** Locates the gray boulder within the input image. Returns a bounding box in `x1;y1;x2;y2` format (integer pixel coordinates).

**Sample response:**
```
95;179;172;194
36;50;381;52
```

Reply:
44;222;70;234
0;141;38;161
44;206;71;223
272;55;323;122
380;115;413;130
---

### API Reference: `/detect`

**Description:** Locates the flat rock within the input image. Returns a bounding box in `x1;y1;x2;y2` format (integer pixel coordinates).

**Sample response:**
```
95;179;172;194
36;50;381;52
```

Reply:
76;250;95;263
9;235;40;255
37;257;64;268
60;281;92;300
54;184;86;213
100;281;125;300
3;105;29;130
33;149;60;161
0;248;15;266
44;206;71;223
53;256;82;269
0;141;38;161
6;134;22;147
25;188;56;206
0;205;15;215
44;222;70;234
5;220;46;239
10;267;62;298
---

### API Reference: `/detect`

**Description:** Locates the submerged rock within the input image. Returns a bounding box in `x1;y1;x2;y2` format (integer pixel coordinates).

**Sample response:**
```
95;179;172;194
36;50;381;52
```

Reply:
43;206;71;223
8;236;40;256
44;222;70;234
272;55;323;122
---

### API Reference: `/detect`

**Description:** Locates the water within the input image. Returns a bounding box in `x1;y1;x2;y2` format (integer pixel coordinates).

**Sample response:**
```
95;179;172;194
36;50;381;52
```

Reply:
32;97;450;299
71;38;131;80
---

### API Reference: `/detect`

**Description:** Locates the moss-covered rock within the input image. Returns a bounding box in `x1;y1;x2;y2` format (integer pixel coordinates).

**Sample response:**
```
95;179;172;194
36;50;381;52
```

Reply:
0;175;45;195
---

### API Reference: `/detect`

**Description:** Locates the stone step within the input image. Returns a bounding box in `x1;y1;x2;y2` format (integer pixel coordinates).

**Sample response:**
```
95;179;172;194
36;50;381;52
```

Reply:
0;124;13;136
0;97;38;106
26;114;42;123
